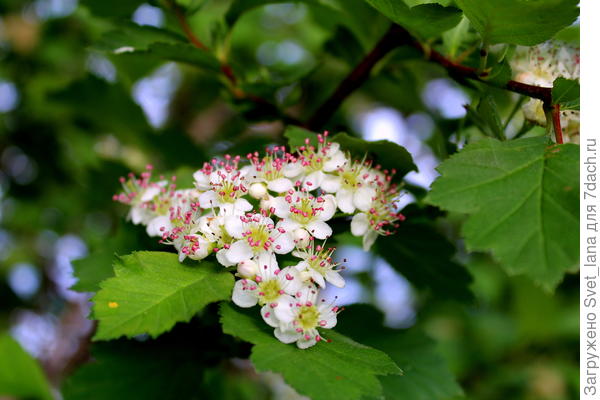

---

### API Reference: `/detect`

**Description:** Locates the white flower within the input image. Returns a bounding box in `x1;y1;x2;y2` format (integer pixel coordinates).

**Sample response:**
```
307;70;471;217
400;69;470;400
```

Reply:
273;190;336;240
194;161;252;215
219;213;294;264
350;187;404;250
243;148;295;193
232;253;303;325
271;285;339;349
292;244;345;288
284;134;347;191
146;215;172;237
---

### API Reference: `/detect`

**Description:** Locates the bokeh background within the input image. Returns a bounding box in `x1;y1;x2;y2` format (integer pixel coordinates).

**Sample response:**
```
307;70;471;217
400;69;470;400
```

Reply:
0;0;578;399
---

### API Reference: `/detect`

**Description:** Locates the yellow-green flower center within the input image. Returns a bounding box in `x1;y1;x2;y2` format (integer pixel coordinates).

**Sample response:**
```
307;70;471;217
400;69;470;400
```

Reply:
248;225;271;252
259;279;281;304
217;181;237;203
298;305;320;330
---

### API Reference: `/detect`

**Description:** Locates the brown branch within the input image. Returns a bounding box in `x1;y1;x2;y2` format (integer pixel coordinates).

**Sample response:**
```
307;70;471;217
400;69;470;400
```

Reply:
552;104;564;144
306;24;554;130
167;0;208;51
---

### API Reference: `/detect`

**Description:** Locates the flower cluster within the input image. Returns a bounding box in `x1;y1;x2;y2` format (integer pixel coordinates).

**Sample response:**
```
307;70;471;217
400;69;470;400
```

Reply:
113;133;404;348
511;40;580;143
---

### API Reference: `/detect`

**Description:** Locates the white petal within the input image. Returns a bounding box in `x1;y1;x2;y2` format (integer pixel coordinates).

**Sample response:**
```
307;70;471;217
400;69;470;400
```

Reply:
272;295;296;323
319;195;336;221
232;279;259;308
224;215;245;239
283;162;303;178
272;233;294;254
306;220;332;240
317;306;338;328
267;178;293;193
234;198;253;213
320;174;341;193
354;187;376;212
351;213;369;236
261;305;280;327
294;261;310;272
216;249;236;267
279;267;303;294
362;230;378;251
323;151;347;172
226;240;254;263
303;171;324;191
193;170;211;190
140;186;161;202
198;191;218;208
272;196;291;218
274;328;301;344
336;189;356;214
256;252;279;279
311;270;326;288
129;206;146;225
296;335;317;349
325;270;345;288
146;216;171;237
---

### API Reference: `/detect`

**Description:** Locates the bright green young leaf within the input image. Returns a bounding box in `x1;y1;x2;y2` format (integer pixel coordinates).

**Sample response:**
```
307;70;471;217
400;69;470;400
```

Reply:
93;252;234;340
72;251;116;293
336;305;463;400
375;218;474;302
332;132;417;180
0;334;53;400
456;0;579;45
428;137;579;289
364;0;463;38
552;78;580;111
220;303;401;400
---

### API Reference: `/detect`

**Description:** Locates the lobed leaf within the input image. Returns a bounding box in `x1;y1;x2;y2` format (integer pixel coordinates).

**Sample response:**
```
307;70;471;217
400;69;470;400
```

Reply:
427;137;579;290
93;251;234;340
552;78;580;111
220;303;401;400
456;0;579;45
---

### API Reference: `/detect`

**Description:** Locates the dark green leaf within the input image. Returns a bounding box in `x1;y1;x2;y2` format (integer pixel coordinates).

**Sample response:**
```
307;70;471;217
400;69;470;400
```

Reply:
81;0;144;18
375;216;474;302
220;303;401;400
427;137;579;289
283;125;318;150
552;78;580;111
332;132;418;180
337;305;464;400
456;0;579;45
72;251;116;293
0;334;53;400
93;252;234;340
364;1;463;38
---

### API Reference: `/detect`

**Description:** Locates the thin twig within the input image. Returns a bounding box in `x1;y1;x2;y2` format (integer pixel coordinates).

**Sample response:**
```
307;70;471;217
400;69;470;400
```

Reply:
167;0;208;51
307;23;554;130
552;104;564;144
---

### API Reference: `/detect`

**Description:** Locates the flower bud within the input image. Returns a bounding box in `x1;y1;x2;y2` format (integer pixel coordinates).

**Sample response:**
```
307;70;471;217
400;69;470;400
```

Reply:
249;183;267;199
237;259;259;279
293;228;310;248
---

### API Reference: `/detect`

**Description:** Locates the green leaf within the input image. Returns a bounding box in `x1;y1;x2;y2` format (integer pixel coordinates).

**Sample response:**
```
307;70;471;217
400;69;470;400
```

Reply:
226;0;320;26
456;0;579;45
95;23;221;71
364;1;463;38
466;94;506;140
220;303;401;400
427;137;579;289
72;251;116;293
93;252;234;340
552;78;580;111
375;215;474;302
283;125;318;150
336;305;463;400
0;334;53;400
332;132;418;180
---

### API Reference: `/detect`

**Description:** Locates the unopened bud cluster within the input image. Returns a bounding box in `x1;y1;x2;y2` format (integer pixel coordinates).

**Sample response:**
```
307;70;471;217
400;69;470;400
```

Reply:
113;133;404;348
